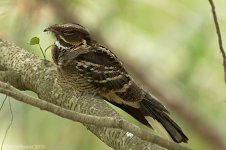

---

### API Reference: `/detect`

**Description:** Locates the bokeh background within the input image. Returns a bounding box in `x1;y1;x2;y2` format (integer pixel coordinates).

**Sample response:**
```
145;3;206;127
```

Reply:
0;0;226;150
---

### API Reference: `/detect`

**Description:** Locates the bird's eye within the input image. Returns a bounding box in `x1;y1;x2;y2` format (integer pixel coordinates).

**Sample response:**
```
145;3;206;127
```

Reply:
63;30;75;35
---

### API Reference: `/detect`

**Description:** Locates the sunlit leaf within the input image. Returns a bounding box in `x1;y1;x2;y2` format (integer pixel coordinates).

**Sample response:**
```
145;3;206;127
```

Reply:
29;37;40;45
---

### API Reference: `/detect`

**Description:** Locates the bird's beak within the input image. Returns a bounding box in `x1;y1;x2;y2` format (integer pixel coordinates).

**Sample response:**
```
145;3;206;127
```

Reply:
44;25;62;41
44;26;53;32
44;26;60;38
44;24;59;33
43;28;49;32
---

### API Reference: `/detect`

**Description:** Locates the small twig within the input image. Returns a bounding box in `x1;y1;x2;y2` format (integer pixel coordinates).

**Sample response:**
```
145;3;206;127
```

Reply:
208;0;226;82
0;81;190;150
1;98;13;150
0;95;7;111
38;43;46;60
44;44;54;53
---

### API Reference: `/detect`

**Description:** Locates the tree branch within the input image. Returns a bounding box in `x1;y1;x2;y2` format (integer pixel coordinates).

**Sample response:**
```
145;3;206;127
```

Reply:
0;81;189;150
208;0;226;82
0;39;190;150
0;71;26;90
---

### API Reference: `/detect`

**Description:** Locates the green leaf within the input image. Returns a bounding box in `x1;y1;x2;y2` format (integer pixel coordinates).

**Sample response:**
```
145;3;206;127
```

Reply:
29;37;40;45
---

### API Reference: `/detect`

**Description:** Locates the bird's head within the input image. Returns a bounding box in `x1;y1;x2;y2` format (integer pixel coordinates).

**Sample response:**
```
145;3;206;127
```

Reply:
44;23;91;49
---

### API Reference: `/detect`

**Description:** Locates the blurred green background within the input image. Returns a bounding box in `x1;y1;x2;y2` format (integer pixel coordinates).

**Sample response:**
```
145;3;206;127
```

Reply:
0;0;226;150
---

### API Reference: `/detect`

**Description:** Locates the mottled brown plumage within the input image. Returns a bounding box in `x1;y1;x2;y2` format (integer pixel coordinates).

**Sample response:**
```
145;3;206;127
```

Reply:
44;23;188;143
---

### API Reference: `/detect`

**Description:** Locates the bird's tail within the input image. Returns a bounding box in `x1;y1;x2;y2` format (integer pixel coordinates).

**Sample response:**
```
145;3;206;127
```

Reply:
140;94;188;143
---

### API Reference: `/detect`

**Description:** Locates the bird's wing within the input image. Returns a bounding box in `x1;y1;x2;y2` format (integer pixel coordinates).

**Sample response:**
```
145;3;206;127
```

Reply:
68;46;132;92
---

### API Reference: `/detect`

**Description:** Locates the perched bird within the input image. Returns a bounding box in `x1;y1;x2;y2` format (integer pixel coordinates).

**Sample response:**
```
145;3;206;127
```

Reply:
44;23;188;143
